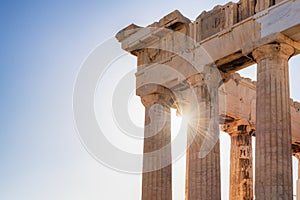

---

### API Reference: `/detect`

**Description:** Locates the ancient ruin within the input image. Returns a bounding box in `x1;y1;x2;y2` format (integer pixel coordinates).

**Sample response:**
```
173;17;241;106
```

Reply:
116;0;300;199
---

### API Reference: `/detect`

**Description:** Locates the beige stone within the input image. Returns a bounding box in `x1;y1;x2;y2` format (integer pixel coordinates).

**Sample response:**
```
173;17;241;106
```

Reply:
116;1;300;199
223;120;254;200
141;93;173;200
185;74;221;200
253;43;294;199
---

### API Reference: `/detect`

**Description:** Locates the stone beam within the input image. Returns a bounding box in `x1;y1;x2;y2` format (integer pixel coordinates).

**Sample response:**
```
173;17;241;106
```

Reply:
117;0;300;75
220;73;300;148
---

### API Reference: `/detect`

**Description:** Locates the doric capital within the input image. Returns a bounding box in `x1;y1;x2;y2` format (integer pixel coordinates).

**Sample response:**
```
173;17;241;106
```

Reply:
252;43;294;62
222;119;254;136
141;93;174;108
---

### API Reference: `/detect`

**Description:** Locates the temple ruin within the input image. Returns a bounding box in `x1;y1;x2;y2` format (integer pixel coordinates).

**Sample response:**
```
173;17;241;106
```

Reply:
116;0;300;199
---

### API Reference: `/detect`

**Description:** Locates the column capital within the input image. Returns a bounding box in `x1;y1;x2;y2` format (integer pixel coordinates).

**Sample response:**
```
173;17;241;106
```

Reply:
141;93;174;108
222;119;254;136
252;43;294;62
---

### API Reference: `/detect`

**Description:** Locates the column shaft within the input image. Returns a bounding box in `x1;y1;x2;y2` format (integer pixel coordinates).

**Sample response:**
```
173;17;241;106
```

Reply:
253;43;294;199
141;94;172;200
185;82;221;200
229;125;253;200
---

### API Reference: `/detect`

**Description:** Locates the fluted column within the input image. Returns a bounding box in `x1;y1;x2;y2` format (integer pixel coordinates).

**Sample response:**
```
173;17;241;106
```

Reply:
185;73;221;200
253;43;294;199
141;92;173;200
223;120;254;200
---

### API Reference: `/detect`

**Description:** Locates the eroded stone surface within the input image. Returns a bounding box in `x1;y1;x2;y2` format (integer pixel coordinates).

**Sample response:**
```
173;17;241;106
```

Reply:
253;43;294;200
116;1;300;199
141;93;173;200
185;74;221;200
223;120;254;200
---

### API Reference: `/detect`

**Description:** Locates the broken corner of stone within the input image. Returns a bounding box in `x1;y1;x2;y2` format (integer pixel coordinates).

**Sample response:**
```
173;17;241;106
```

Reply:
158;9;191;28
115;23;142;42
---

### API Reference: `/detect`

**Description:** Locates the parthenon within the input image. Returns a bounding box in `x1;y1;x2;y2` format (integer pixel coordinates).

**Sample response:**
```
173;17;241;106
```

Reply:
116;0;300;199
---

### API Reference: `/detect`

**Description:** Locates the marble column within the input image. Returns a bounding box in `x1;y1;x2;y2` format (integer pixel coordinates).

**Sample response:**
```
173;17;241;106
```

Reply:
141;93;173;200
185;73;221;200
253;43;294;199
224;120;254;200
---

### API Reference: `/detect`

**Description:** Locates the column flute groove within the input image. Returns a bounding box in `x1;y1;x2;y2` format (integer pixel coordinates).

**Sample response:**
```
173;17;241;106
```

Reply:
185;73;221;200
223;120;254;200
141;92;174;200
253;43;294;200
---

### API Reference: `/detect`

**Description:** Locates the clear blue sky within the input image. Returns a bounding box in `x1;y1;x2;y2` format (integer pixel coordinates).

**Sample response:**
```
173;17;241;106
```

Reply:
1;0;300;199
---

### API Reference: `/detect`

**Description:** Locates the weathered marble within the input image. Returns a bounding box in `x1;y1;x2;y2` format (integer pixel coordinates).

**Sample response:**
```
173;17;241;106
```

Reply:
185;74;221;200
223;120;254;200
116;1;300;199
141;93;173;200
253;43;294;200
